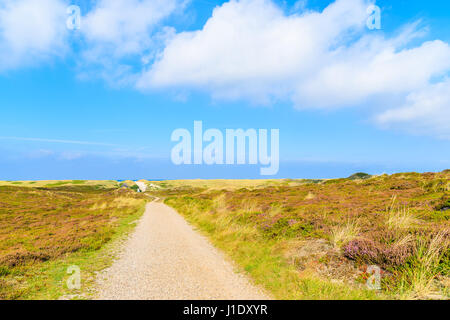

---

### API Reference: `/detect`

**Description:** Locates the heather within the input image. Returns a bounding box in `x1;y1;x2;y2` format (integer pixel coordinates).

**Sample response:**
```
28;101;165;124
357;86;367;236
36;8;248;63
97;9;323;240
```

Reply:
0;184;146;299
160;171;449;299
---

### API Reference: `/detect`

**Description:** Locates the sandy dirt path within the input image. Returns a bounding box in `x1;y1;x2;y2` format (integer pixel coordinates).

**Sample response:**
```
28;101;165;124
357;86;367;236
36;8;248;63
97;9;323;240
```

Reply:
95;201;270;300
134;181;147;192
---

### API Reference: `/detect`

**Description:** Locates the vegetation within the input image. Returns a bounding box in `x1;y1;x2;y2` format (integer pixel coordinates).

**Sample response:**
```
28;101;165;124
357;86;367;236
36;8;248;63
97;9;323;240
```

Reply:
348;172;372;180
159;171;449;300
1;172;448;300
0;180;119;189
144;178;324;191
0;183;146;300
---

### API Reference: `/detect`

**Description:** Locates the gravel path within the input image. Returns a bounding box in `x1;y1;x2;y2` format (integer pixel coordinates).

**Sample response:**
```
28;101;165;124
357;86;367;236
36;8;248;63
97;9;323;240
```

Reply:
95;201;270;300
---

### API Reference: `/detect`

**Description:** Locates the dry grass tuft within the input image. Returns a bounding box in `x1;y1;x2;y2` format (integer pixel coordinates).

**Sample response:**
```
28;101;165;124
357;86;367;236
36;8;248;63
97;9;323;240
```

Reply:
304;192;316;200
112;197;144;208
401;230;450;299
386;196;418;230
213;194;228;214
392;234;415;249
330;219;360;248
90;201;108;210
241;199;259;214
267;204;283;217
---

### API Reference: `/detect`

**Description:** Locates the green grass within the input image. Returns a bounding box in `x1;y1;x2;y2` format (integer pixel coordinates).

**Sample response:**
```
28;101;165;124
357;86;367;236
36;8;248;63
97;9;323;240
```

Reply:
15;203;146;300
0;185;147;300
144;178;324;191
165;196;380;300
160;170;449;300
0;180;118;189
2;173;448;300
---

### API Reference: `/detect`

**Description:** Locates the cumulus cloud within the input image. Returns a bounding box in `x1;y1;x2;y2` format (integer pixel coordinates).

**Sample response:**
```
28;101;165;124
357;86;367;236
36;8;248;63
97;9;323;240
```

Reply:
138;0;372;100
0;0;68;71
1;0;449;138
77;0;185;84
137;0;450;137
82;0;180;57
0;0;184;77
376;79;450;139
296;38;450;108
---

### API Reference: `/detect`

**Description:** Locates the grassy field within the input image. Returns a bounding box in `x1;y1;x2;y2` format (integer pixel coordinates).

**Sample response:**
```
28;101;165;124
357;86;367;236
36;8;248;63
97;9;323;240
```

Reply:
0;182;147;300
153;171;449;300
0;180;119;188
144;178;321;191
1;173;448;300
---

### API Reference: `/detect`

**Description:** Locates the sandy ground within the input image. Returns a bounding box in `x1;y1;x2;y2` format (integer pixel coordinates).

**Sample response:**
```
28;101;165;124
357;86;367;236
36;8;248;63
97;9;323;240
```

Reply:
95;201;270;300
135;181;147;192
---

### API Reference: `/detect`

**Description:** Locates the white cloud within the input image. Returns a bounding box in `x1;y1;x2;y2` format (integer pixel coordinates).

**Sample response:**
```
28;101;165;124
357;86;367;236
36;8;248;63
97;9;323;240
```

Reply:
138;0;450;137
0;136;119;146
295;37;450;108
59;151;83;160
0;0;68;71
26;149;55;159
78;0;185;83
82;0;180;57
376;78;450;139
138;0;372;101
0;0;184;78
0;0;448;139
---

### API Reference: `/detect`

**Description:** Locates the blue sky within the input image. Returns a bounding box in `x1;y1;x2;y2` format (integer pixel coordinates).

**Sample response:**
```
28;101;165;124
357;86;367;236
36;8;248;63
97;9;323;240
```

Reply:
0;0;449;180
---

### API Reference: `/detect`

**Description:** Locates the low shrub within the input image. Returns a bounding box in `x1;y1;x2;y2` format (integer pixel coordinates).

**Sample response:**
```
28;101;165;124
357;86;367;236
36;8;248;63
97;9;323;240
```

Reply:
343;238;415;268
348;173;372;180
